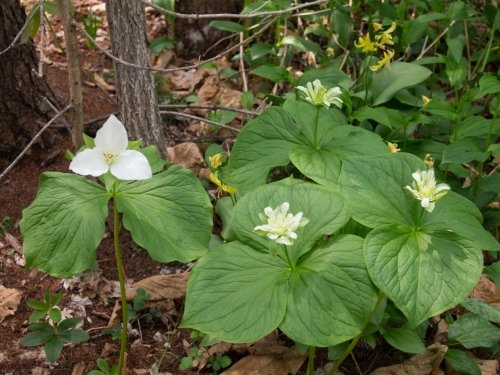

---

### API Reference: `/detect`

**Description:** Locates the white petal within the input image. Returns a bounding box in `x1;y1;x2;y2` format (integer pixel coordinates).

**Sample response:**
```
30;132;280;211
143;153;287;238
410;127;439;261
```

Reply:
95;115;129;154
421;198;430;208
69;148;109;177
110;150;152;180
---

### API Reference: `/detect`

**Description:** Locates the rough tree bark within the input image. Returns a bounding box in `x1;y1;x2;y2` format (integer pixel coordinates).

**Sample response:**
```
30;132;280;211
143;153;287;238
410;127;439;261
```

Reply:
106;0;168;158
175;0;243;59
0;0;58;157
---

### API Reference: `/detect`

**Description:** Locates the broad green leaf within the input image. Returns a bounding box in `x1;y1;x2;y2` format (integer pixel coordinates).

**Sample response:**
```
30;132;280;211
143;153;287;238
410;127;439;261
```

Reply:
226;107;303;192
371;62;432;106
181;242;289;343
352;106;408;130
57;317;81;331
485;261;500;287
441;139;489;165
290;126;387;187
209;20;244;33
455;116;498;139
340;153;424;228
149;36;174;54
58;328;90;343
21;325;54;347
20;173;110;278
382;328;426;354
248;43;275;60
422;99;460;120
281;35;322;54
448;313;500;348
460;298;500;323
280;235;378;346
231;178;349;261
251;64;292;83
297;66;353;91
476;73;500;99
422;192;500;251
444;349;481;375
45;337;64;363
215;197;236;241
283;98;346;148
115;166;213;263
365;227;483;327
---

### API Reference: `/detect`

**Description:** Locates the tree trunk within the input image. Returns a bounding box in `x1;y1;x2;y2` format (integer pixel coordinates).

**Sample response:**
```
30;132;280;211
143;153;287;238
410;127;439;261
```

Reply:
0;0;58;157
105;0;167;158
175;0;243;59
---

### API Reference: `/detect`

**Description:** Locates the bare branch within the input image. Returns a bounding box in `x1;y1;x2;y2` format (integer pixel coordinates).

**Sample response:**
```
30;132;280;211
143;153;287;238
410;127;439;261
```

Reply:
143;0;328;19
0;102;72;182
159;104;258;116
0;3;40;56
160;111;240;133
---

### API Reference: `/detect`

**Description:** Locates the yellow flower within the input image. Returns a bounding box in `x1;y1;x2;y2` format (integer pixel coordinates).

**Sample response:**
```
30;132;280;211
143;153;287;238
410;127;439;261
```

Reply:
387;142;400;153
210;171;237;196
370;49;395;72
208;153;223;168
372;22;383;32
422;95;431;106
424;154;434;168
375;22;397;49
326;47;334;57
354;33;377;53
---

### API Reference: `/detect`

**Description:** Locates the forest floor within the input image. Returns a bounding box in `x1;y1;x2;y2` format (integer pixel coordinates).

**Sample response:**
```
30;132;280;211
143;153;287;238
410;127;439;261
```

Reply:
1;1;499;375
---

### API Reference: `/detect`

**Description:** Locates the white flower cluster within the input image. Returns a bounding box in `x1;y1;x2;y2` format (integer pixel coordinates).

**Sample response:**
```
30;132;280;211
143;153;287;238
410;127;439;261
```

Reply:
405;169;450;213
297;79;343;109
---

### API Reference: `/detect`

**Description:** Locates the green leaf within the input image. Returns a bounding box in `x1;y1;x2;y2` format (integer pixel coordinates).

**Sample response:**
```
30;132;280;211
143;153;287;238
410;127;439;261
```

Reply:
365;227;483;327
139;145;166;174
281;35;322;54
290;126;387;188
485;261;500;287
215;197;236;241
280;235;378;346
21;4;41;44
251;65;292;83
444;349;481;375
115;166;213;263
340;153;424;228
27;300;48;311
448;313;500;348
297;66;353;91
181;242;289;343
58;328;90;344
460;298;500;323
20;173;110;278
21;325;54;347
382;328;426;354
422;99;460;120
441;139;489;165
240;91;254;110
48;308;62;324
45;337;65;363
209;20;244;33
231;178;350;260
352;106;408;130
226;107;302;192
371;62;432;106
455;116;496;139
150;36;174;54
57;317;81;331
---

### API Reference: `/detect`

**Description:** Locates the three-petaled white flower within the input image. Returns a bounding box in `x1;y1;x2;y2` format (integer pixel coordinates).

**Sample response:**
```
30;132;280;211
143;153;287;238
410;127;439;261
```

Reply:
405;169;450;213
69;115;152;180
254;202;309;246
296;79;343;109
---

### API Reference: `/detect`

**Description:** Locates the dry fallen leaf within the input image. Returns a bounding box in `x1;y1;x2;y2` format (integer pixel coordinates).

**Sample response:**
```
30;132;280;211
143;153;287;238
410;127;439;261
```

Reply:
71;361;87;375
371;344;447;375
198;76;219;102
0;285;22;323
126;272;188;302
220;347;306;375
167;143;205;173
93;73;116;93
475;358;499;375
469;275;500;308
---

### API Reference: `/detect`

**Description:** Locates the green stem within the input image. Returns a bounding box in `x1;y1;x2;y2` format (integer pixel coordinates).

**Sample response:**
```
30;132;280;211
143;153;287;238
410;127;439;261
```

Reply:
327;292;385;375
478;27;494;75
282;244;294;269
313;106;321;149
113;201;128;375
306;346;316;375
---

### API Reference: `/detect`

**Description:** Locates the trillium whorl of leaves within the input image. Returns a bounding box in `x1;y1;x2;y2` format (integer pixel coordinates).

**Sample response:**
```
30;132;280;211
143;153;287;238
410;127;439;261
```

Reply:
69;115;152;181
405;169;450;213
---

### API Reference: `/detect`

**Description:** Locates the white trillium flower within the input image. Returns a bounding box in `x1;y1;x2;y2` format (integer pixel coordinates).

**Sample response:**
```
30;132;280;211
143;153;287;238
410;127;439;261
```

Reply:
69;115;152;180
405;169;450;213
296;79;343;109
254;202;309;246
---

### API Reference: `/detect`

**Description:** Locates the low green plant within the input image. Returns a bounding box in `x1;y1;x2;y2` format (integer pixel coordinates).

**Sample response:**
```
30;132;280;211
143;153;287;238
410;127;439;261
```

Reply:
81;7;101;49
21;289;89;363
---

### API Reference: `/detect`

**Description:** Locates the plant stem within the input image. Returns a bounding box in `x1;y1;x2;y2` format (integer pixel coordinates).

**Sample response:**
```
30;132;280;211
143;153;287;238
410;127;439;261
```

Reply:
113;201;128;375
327;292;385;375
306;346;316;375
313;106;321;149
